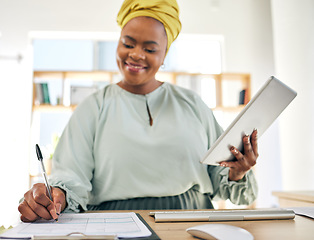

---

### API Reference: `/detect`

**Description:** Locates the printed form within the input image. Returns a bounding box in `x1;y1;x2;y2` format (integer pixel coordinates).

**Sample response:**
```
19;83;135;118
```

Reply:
0;212;152;239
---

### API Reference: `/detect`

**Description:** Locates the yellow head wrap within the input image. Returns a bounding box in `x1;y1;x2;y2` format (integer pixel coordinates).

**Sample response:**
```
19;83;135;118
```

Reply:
117;0;182;54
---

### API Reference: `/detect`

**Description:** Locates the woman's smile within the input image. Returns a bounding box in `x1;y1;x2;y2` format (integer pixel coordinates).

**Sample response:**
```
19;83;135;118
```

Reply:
125;61;147;73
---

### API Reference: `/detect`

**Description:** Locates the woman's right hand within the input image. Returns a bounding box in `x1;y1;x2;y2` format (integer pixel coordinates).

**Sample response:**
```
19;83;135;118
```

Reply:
18;183;66;222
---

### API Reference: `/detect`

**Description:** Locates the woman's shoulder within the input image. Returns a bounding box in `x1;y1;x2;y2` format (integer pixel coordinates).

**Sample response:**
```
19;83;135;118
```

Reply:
73;84;118;114
163;82;216;118
163;83;208;111
163;82;201;101
86;84;121;102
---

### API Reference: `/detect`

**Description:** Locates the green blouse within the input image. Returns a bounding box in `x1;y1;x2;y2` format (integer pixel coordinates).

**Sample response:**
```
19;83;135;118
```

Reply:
50;83;258;212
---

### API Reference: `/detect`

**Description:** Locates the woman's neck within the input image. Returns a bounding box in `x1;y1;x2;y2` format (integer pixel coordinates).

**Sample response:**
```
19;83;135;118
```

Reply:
117;80;163;95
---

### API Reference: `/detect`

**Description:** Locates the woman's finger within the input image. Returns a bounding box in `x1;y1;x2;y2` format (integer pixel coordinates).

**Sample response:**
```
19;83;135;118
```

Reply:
243;135;253;156
27;196;53;220
23;185;54;220
250;129;259;157
229;146;250;170
243;134;257;166
18;200;40;222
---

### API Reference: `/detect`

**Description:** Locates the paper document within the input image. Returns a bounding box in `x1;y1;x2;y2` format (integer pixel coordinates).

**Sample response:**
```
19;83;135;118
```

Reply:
288;207;314;219
0;212;151;239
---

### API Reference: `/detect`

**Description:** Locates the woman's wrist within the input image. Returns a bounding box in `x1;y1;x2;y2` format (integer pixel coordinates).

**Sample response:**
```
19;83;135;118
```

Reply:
228;170;246;182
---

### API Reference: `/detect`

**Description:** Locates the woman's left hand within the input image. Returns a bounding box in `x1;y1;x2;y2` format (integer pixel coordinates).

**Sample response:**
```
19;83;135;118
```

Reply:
219;129;259;181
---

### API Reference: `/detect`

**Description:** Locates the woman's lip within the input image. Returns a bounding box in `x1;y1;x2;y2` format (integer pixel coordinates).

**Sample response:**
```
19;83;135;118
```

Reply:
126;62;146;68
125;62;147;72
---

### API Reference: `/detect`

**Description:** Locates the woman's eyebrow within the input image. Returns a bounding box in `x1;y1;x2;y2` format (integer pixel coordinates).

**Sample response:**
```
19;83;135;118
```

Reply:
144;40;159;46
123;35;136;42
123;35;159;45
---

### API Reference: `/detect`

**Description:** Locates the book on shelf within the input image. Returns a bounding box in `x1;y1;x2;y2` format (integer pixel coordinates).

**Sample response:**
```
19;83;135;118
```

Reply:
35;83;50;104
239;88;249;105
41;83;50;104
34;83;44;105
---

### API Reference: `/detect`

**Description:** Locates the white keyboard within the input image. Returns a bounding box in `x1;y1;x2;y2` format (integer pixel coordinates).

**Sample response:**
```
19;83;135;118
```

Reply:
149;209;295;222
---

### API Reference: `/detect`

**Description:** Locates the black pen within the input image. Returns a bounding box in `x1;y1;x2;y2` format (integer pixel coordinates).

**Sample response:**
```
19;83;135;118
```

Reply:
36;144;58;221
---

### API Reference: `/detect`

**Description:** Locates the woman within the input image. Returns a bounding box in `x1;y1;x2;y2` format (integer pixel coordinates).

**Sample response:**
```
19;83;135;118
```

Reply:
18;0;258;222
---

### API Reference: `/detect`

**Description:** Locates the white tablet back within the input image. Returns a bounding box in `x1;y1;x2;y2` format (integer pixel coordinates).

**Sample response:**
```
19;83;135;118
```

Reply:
201;76;297;165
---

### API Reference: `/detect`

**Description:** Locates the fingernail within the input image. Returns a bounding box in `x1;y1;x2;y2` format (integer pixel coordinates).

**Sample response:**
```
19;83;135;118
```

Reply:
56;203;61;215
246;135;250;143
253;128;258;135
51;209;58;220
231;147;238;154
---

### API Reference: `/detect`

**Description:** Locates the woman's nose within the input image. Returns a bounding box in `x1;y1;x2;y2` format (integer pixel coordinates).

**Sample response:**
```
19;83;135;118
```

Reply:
129;47;145;61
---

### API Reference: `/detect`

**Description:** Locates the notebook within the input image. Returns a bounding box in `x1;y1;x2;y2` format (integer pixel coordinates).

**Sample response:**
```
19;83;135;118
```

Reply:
149;209;295;222
201;76;297;165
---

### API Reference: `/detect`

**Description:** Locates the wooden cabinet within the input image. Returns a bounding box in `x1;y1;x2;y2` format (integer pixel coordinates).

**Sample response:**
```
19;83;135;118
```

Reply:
273;191;314;207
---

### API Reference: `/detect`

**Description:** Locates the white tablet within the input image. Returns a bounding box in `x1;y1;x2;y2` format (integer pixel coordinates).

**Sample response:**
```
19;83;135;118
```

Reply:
201;76;297;165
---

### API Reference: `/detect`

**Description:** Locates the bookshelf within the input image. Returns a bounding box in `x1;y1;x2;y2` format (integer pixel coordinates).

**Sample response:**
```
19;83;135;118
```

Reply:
29;71;251;186
32;71;250;111
32;71;121;111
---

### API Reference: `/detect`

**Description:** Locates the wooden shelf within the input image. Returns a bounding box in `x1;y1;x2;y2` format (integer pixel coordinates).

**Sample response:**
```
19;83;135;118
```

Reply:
33;70;120;81
33;104;77;112
32;71;251;113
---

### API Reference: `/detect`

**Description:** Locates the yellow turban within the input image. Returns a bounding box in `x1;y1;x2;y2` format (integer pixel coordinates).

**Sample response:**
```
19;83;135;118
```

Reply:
117;0;182;54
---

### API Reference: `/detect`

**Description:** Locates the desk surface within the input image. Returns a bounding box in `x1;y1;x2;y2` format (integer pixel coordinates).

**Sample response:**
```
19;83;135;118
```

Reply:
113;210;314;240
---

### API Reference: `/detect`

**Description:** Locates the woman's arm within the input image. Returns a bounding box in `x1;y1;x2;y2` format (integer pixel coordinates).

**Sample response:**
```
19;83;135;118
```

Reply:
208;130;259;205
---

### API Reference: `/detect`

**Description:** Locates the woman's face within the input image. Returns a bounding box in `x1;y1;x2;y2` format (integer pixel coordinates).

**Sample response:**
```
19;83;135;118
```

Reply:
116;16;167;94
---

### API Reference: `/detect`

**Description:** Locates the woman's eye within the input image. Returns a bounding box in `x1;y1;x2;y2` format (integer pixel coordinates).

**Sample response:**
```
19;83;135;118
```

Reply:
123;43;134;49
145;48;156;53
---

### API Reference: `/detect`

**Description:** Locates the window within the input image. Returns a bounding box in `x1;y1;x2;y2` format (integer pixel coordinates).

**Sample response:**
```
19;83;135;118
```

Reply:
163;34;223;74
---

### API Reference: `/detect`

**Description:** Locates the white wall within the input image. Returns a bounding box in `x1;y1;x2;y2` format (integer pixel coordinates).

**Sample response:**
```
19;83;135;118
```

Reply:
1;0;309;226
271;0;314;190
179;0;280;208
